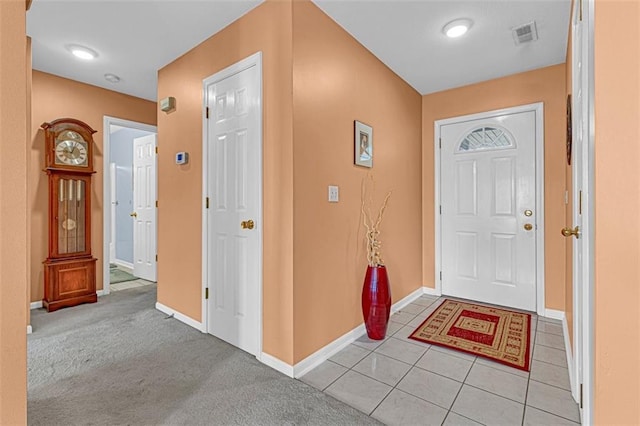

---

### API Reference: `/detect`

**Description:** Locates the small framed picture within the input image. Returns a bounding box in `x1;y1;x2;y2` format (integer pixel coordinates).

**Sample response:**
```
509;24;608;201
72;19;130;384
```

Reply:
354;120;373;168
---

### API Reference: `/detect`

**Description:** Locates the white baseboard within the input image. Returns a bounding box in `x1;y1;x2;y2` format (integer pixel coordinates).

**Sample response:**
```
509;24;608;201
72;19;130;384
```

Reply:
259;352;295;377
543;309;564;321
27;325;32;334
30;289;108;310
391;287;425;314
293;323;367;378
271;286;426;379
155;302;203;331
422;286;440;296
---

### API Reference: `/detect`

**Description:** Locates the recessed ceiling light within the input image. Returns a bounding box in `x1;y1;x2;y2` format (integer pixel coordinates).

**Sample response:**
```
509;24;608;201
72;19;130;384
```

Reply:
443;19;473;38
104;73;121;83
66;44;98;60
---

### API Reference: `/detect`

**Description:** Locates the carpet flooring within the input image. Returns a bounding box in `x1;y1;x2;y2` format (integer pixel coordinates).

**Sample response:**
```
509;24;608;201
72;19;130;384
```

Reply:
28;286;379;425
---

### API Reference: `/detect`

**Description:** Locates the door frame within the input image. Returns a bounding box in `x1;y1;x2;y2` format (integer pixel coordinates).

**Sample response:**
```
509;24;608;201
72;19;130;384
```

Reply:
201;52;263;354
434;102;545;316
102;116;157;294
571;0;595;421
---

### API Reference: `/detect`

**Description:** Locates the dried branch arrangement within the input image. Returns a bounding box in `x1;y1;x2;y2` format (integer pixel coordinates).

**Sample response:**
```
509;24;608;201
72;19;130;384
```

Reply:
361;175;392;267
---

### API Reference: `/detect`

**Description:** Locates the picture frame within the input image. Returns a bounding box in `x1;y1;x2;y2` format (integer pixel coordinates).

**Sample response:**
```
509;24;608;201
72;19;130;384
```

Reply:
354;120;373;168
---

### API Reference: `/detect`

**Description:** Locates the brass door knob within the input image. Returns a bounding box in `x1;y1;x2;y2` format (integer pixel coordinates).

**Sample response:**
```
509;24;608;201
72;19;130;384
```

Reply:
561;226;580;239
524;223;533;231
130;212;137;218
241;220;255;230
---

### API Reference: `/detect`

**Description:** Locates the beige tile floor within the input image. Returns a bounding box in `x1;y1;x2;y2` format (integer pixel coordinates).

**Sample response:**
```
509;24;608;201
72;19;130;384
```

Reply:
300;295;581;426
110;266;155;292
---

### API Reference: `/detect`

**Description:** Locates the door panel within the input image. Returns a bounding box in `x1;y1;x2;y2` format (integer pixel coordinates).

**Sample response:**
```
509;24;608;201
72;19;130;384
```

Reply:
132;134;157;282
206;62;260;356
441;111;536;311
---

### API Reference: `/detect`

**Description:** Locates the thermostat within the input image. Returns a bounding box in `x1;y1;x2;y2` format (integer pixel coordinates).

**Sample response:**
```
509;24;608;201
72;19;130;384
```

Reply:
176;152;189;165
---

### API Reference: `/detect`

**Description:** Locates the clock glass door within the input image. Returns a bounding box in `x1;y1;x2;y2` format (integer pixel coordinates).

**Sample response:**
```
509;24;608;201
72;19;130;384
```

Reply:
56;176;86;255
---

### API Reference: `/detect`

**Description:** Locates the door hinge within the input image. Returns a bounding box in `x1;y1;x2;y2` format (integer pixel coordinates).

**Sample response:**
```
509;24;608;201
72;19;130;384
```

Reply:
206;107;210;119
579;0;583;21
439;138;442;149
580;383;583;408
155;146;158;154
440;271;442;281
155;254;158;262
205;288;209;299
206;197;209;209
155;200;158;208
439;205;442;215
579;190;583;215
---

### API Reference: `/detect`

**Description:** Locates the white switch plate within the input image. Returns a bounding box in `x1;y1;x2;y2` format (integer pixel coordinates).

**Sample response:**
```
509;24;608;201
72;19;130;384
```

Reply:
328;185;339;202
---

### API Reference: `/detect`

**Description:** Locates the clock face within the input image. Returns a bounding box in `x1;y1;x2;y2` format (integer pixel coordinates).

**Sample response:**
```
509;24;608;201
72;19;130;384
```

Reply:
55;131;89;167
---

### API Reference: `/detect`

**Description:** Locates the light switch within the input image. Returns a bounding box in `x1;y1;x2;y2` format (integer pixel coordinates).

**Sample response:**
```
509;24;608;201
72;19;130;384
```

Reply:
328;185;339;203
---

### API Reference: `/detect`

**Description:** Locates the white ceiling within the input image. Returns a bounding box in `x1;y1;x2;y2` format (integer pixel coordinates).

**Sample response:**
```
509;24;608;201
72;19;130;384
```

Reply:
27;0;263;101
27;0;570;101
313;0;571;95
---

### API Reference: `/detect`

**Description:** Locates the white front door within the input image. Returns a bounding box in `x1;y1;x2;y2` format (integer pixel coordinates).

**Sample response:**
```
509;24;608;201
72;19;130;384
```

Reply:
132;134;157;282
205;57;261;355
440;110;537;311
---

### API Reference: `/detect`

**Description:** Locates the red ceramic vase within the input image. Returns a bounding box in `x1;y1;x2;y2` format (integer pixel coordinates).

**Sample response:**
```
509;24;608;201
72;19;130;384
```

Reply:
361;265;391;340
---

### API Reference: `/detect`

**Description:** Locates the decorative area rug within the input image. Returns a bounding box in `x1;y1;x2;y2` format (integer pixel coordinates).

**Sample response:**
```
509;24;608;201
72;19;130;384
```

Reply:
110;267;137;284
409;299;531;371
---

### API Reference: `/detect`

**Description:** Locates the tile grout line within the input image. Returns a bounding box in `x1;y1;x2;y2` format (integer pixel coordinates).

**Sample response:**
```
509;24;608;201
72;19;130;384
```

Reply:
359;322;430;417
528;377;573;393
445;351;479;424
522;316;537;426
531;357;569;368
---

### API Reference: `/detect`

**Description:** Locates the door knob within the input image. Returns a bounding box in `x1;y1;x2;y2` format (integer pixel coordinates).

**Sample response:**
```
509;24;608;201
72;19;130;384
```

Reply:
524;223;533;231
241;220;254;230
130;212;137;218
524;209;533;217
561;226;580;239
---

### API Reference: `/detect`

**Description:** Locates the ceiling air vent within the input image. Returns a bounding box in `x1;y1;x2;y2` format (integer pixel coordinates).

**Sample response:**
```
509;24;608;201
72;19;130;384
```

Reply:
512;21;538;45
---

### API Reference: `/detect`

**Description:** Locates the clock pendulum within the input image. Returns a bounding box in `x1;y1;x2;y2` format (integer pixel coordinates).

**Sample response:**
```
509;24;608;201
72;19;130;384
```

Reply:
41;118;97;312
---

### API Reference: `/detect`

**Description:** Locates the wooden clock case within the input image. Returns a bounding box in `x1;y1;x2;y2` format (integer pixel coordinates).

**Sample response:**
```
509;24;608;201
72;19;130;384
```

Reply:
42;118;97;312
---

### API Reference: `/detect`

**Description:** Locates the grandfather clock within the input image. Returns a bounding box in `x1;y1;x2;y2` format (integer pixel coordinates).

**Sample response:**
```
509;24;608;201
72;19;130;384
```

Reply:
42;118;97;312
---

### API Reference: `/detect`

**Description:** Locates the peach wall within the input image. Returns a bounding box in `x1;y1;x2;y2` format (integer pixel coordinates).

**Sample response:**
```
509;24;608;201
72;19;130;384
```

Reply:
30;71;156;302
422;65;567;311
0;0;28;422
157;0;295;363
593;0;640;423
292;2;423;361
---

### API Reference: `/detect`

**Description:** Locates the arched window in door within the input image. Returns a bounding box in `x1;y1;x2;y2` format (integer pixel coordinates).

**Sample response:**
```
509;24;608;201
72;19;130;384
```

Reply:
457;126;514;152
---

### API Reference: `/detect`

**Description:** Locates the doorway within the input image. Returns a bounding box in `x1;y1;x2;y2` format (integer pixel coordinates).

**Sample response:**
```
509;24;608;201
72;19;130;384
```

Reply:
434;103;545;315
103;117;158;294
202;53;263;356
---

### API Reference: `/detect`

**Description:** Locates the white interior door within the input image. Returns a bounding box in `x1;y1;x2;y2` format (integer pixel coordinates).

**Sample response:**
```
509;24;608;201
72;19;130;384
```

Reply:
205;59;261;355
109;162;117;262
440;111;537;311
569;0;592;416
132;134;157;282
